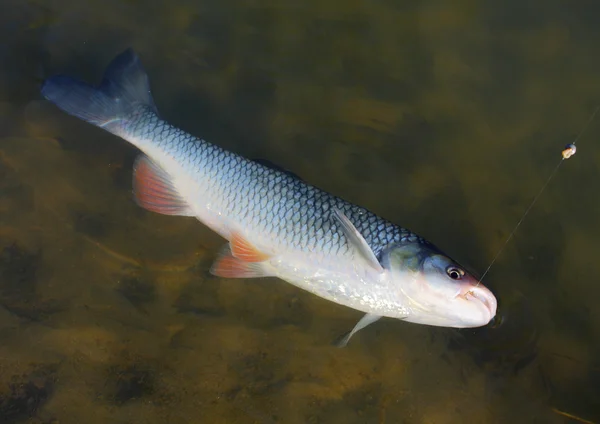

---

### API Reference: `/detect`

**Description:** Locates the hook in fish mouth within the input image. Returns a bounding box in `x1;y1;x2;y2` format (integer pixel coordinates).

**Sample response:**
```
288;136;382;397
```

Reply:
458;285;498;323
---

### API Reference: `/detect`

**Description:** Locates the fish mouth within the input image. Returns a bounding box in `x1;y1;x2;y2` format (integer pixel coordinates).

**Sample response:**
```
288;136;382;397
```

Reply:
460;285;498;324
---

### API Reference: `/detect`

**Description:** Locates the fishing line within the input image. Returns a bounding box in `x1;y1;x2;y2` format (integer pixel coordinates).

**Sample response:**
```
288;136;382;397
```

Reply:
476;105;600;287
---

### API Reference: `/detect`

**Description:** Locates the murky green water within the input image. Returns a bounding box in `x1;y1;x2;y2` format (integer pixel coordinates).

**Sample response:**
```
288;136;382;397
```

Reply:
1;1;599;423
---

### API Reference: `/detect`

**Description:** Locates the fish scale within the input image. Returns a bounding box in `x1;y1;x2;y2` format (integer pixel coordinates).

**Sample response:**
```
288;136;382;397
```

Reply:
122;107;423;259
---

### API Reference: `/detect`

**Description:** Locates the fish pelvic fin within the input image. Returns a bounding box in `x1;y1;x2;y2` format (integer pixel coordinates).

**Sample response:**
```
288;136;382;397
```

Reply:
210;245;272;279
41;48;157;135
230;232;271;262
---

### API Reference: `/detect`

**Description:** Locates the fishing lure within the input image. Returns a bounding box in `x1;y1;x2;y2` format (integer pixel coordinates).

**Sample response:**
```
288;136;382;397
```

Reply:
476;107;598;288
562;143;576;159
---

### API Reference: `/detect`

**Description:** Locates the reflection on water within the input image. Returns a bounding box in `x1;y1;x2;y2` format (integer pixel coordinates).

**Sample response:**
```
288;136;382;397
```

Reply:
1;0;600;422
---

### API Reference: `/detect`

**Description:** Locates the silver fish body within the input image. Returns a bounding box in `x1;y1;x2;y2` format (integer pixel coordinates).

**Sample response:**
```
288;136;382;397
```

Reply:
41;49;497;345
124;105;423;318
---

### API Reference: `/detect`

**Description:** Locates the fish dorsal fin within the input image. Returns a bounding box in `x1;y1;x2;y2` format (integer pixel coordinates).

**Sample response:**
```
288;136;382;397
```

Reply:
132;154;195;216
253;158;303;181
332;208;384;273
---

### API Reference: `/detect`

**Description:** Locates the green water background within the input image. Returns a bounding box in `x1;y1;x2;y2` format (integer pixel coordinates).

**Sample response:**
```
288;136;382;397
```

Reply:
0;1;599;423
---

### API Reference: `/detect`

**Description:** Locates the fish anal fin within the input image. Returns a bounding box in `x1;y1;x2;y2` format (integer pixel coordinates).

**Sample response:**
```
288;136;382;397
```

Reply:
133;154;194;216
230;232;271;262
210;246;270;278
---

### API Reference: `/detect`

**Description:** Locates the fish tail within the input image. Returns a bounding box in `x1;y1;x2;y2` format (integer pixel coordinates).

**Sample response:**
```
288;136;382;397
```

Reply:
40;48;157;135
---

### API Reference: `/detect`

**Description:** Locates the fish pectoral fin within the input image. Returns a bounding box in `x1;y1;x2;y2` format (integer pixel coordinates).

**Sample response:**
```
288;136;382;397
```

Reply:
230;232;271;262
133;154;195;216
210;245;272;278
332;208;384;273
334;313;382;348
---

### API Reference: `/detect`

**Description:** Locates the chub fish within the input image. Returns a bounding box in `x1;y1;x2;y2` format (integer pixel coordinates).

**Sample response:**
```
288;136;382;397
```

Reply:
41;49;497;346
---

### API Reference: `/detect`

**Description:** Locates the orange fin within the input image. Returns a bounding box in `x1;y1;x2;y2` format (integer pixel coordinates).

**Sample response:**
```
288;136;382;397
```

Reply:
133;155;194;216
230;232;271;262
210;246;270;278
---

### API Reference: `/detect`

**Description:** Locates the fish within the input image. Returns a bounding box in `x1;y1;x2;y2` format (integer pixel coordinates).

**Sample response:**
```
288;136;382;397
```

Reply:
40;49;497;346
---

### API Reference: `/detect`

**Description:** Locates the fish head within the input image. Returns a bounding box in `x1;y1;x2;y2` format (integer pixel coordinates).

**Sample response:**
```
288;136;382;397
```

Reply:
381;242;497;328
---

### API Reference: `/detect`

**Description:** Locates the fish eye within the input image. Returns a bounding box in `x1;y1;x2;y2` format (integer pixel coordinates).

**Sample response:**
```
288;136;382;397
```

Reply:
446;266;464;280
